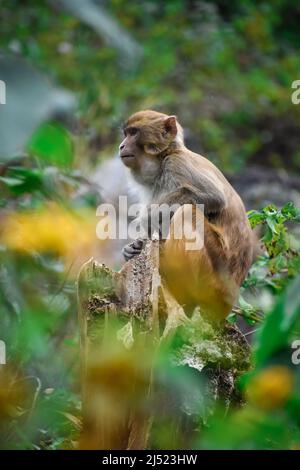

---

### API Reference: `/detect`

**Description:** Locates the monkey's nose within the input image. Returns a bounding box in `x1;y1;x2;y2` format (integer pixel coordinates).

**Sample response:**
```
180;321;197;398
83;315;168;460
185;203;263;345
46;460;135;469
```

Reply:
119;143;125;151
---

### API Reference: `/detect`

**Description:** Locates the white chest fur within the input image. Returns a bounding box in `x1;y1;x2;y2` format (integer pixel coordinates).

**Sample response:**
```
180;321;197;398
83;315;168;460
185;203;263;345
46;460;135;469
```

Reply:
125;169;153;205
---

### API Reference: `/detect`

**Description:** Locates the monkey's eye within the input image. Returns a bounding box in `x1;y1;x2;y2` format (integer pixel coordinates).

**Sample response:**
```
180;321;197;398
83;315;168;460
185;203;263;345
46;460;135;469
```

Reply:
126;127;138;137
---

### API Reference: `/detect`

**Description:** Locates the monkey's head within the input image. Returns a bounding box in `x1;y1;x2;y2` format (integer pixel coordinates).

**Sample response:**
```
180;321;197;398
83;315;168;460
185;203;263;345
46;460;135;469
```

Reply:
119;110;184;184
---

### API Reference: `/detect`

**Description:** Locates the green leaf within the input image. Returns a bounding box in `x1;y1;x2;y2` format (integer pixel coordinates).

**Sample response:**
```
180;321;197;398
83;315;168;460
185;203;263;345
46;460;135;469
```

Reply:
255;273;300;365
266;216;278;234
2;167;44;195
0;176;24;187
281;202;298;219
28;122;73;168
247;210;265;228
227;312;237;324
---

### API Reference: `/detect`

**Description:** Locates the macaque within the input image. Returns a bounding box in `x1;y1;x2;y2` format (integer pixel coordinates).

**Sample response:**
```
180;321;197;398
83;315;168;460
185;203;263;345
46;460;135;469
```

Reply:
119;110;254;322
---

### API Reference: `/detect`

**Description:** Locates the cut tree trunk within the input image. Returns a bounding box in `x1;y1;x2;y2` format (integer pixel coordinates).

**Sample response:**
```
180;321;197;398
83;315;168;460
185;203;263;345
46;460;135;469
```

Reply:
77;239;250;449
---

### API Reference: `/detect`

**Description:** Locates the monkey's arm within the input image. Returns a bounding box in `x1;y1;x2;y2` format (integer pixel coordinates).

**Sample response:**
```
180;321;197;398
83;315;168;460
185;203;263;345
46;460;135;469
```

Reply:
137;181;225;242
157;158;227;217
158;183;226;218
123;162;227;260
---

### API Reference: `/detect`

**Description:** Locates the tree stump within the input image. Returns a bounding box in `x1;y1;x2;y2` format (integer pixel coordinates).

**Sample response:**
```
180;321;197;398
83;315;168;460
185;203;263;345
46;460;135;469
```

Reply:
77;239;250;449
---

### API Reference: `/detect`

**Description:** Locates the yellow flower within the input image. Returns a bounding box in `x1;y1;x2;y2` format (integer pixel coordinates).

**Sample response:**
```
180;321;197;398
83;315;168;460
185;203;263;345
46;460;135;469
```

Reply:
1;204;96;259
246;365;295;411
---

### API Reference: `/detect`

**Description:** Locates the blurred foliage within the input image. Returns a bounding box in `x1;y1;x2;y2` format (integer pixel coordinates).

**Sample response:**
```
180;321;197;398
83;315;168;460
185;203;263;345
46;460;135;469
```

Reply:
229;202;300;325
1;0;300;171
0;0;300;451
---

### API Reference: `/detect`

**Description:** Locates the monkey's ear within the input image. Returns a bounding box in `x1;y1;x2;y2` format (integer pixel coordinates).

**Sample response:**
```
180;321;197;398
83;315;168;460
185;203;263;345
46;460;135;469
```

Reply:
164;116;177;138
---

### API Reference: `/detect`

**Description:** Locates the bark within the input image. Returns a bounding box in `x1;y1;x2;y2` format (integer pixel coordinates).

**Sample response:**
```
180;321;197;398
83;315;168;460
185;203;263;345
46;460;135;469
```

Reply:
77;239;250;449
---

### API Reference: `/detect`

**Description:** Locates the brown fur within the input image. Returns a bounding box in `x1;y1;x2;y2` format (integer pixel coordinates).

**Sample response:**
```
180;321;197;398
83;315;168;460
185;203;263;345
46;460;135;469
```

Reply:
120;110;254;322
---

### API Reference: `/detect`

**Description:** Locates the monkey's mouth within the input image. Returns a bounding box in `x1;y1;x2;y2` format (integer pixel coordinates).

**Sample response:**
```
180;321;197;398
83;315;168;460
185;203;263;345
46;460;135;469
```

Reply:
120;154;136;166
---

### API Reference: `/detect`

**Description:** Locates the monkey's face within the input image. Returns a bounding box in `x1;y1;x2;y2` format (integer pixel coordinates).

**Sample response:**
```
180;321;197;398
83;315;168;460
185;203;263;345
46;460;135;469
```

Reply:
119;110;178;183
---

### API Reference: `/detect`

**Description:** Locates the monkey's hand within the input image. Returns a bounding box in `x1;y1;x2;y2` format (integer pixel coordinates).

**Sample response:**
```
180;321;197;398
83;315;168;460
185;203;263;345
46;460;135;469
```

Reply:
122;239;144;261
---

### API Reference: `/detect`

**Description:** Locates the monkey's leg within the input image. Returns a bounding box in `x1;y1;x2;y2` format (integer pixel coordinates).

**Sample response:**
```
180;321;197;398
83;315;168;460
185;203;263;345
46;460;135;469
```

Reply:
160;205;238;322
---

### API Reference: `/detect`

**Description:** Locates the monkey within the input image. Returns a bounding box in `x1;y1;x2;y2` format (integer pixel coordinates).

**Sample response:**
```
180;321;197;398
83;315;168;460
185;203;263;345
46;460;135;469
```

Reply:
119;110;254;322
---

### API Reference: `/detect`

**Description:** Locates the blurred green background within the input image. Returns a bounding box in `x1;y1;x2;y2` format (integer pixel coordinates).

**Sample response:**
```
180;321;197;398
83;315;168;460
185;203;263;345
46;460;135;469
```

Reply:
1;0;300;171
0;0;300;450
